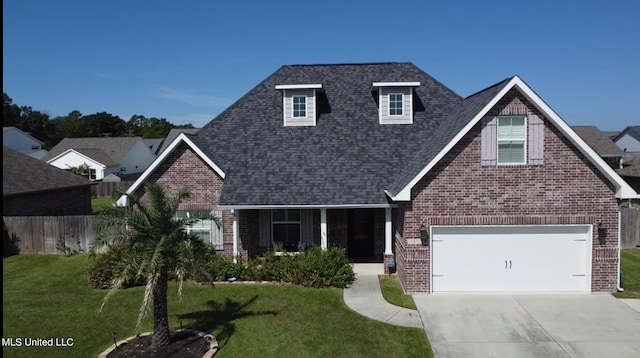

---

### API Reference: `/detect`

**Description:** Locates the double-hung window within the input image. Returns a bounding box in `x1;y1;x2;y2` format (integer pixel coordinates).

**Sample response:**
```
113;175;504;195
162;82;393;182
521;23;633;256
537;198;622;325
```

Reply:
389;93;403;116
497;116;526;164
292;95;307;118
175;211;223;249
272;209;301;251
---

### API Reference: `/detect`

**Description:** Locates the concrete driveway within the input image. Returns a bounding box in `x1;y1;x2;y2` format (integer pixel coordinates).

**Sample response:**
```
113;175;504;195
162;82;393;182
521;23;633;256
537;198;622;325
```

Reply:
413;294;640;358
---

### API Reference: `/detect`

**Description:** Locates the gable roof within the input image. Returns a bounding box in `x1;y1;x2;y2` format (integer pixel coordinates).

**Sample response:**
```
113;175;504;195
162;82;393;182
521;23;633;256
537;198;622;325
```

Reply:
3;126;45;145
613;126;640;142
387;78;511;196
194;62;463;207
155;128;200;156
3;146;94;197
43;137;144;165
128;63;638;206
572;126;624;157
388;76;638;200
117;132;224;206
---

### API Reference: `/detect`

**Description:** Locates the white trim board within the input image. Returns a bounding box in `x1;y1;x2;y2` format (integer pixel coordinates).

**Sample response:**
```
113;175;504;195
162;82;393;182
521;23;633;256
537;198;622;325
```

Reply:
116;133;225;206
389;76;638;201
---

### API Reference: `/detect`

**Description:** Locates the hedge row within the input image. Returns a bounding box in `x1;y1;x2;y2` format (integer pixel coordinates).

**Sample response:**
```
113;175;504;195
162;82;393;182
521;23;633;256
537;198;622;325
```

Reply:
88;245;355;289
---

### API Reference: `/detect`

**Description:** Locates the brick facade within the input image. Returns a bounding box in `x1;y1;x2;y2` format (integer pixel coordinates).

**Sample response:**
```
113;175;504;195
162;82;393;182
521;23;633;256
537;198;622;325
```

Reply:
134;143;238;258
396;89;620;293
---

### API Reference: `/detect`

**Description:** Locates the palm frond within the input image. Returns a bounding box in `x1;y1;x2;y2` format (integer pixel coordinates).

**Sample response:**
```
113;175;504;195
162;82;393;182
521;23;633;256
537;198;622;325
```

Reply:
136;274;156;330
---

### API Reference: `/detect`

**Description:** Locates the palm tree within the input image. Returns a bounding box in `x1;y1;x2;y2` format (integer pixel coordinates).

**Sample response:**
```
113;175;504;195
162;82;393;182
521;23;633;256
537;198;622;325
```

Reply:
90;182;217;348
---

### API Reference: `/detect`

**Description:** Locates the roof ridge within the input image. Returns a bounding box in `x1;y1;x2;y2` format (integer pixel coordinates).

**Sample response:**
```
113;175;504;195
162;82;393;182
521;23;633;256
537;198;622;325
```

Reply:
464;77;513;99
283;62;413;67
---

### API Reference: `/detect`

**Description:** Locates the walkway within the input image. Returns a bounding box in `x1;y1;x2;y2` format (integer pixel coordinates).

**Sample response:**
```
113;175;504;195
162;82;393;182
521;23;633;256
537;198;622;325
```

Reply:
343;264;423;328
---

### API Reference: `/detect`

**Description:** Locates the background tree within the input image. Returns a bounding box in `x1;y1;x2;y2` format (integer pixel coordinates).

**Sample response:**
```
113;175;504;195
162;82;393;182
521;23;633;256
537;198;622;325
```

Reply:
51;110;84;145
126;115;176;138
3;92;197;147
3;93;55;148
81;112;127;137
90;183;216;349
3;93;22;127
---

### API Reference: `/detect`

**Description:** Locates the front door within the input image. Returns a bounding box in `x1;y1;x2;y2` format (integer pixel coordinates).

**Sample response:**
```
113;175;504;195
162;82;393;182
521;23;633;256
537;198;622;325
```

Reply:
348;209;374;259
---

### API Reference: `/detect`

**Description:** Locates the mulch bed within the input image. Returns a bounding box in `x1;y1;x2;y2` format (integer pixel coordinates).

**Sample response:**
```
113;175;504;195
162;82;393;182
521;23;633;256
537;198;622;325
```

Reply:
106;330;212;358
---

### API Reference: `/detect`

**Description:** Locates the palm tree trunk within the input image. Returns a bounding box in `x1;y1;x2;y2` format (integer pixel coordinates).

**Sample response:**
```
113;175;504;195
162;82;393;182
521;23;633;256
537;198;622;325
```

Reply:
151;270;171;348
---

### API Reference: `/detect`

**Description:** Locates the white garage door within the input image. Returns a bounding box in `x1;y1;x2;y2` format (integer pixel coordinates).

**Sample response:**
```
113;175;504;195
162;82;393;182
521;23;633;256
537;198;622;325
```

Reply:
431;226;591;293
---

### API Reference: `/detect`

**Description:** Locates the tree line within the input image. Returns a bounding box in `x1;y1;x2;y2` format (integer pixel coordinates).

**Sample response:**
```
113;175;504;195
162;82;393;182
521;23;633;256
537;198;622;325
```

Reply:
3;92;196;149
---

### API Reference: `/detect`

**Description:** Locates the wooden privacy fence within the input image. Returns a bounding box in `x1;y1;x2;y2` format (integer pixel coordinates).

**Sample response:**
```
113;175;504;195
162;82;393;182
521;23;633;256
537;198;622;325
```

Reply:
3;216;96;255
620;206;640;249
93;180;134;198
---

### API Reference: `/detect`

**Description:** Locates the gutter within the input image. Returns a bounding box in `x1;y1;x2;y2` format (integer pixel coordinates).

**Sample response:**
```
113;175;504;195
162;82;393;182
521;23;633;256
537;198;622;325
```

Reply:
617;202;626;292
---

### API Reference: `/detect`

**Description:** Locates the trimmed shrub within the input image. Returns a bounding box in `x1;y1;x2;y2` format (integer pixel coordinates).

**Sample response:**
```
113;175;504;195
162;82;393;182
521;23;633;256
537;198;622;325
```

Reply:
86;245;145;289
201;255;247;281
245;246;354;288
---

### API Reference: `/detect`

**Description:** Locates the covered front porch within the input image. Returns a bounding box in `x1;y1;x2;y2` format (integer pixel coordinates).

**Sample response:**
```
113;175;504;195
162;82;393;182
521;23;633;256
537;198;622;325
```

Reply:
223;207;396;271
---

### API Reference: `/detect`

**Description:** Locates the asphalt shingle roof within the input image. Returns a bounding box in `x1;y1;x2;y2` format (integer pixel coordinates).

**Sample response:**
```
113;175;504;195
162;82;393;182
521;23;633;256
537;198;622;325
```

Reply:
3;146;94;196
156;128;200;155
387;77;511;195
194;62;470;206
43;137;143;166
572;126;624;157
614;126;640;142
617;154;640;177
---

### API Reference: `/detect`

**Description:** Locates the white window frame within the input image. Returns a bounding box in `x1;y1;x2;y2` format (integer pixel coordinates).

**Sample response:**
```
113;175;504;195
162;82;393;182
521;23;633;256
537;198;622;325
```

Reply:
389;93;404;116
292;95;307;118
271;209;302;251
497;116;527;165
176;210;214;245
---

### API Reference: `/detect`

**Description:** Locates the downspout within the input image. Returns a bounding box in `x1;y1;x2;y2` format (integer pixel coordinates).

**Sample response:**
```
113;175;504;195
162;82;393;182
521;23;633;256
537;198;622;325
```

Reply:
617;207;624;292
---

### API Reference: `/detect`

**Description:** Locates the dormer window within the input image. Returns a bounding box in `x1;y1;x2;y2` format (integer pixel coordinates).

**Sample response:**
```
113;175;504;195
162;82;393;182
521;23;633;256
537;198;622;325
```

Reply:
389;93;403;116
372;82;420;124
275;84;323;126
292;95;307;118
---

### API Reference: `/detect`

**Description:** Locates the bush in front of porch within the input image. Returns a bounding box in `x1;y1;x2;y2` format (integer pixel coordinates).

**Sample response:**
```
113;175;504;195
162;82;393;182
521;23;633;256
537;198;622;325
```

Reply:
196;246;355;288
89;244;355;289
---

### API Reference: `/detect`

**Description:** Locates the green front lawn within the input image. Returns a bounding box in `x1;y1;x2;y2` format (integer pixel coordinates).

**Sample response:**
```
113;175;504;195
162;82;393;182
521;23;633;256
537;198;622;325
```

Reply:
379;275;417;310
91;197;116;214
614;248;640;299
3;255;432;358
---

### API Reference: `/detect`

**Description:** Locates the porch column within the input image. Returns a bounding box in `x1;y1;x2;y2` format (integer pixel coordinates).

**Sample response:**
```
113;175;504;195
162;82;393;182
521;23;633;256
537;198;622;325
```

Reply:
232;209;239;263
384;207;392;255
320;208;328;250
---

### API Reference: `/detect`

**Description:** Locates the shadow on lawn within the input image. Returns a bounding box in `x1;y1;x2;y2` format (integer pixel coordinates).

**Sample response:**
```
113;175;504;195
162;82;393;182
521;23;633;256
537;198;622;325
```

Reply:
177;295;278;347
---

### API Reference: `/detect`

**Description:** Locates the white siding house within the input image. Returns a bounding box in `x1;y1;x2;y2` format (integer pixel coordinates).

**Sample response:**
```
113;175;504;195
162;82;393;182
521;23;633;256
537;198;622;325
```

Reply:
2;127;48;159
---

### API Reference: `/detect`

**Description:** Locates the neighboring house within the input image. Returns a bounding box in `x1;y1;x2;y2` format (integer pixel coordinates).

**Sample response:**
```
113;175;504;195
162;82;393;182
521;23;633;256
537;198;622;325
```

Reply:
153;128;200;156
572;126;624;169
618;154;640;193
43;137;157;181
144;138;165;156
143;129;200;156
3;146;94;216
612;126;640;153
120;63;637;294
2;126;48;159
573;126;640;193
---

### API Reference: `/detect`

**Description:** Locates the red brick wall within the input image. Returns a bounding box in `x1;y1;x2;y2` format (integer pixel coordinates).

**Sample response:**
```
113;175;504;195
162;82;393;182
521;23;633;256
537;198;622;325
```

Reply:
397;89;619;293
135;143;235;258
